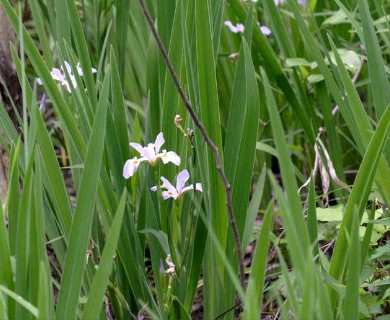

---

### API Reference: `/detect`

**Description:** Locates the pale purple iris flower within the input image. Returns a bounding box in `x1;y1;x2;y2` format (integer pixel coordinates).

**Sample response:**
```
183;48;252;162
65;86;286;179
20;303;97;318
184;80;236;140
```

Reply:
151;169;203;200
123;132;181;179
259;25;272;35
224;20;272;36
224;20;245;33
36;61;96;93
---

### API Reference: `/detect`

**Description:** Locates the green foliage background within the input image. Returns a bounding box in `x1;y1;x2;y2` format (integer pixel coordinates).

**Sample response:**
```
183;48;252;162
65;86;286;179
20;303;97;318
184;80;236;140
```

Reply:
0;0;389;319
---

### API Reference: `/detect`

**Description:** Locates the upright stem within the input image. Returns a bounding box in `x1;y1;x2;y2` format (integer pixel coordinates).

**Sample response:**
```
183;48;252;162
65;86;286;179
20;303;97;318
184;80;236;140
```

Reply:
137;0;246;290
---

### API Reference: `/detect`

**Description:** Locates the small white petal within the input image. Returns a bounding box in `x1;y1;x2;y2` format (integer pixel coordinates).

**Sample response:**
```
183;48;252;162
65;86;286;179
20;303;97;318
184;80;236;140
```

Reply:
180;185;194;195
176;169;190;192
69;74;78;90
123;157;141;179
260;26;272;35
91;67;97;74
274;0;286;5
63;61;72;74
142;144;158;163
50;68;66;83
151;186;157;192
160;176;175;191
224;20;244;33
158;150;181;166
36;78;43;85
130;142;144;154
154;132;165;153
195;183;203;192
76;62;84;76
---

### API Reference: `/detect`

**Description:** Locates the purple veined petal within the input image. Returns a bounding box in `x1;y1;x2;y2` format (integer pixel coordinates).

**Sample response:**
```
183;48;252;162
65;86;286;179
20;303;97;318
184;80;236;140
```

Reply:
260;25;272;36
176;169;190;193
36;78;43;85
129;142;144;154
154;132;165;153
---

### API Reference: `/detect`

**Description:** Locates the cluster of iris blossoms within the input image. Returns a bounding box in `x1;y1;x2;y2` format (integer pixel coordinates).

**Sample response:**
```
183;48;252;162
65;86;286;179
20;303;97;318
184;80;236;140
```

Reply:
37;61;96;93
123;132;202;200
225;0;306;35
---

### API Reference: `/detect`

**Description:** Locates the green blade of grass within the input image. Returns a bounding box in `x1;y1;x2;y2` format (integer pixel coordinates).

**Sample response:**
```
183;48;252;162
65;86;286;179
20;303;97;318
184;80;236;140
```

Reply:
224;36;260;238
37;262;51;320
29;0;54;68
329;104;390;306
287;0;363;150
195;0;229;316
262;68;311;266
244;201;274;319
14;147;35;320
343;209;360;320
227;0;316;144
0;178;14;317
161;0;183;182
242;165;266;250
0;0;87;158
0;286;38;319
358;0;390;119
35;109;73;239
55;71;109;319
328;37;390;206
64;0;98;108
82;191;126;320
5;139;21;257
307;177;319;259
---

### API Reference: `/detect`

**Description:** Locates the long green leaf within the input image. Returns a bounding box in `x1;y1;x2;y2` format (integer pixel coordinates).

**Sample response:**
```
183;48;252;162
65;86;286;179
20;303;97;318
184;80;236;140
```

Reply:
244;201;274;319
82;191;126;320
0;286;38;319
224;38;260;237
358;0;390;119
195;0;228;317
343;210;360;320
329;104;390;306
55;72;109;319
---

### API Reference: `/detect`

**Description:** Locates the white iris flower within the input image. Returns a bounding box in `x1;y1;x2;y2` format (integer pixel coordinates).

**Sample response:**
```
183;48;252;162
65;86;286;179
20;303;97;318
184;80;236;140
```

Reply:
123;132;181;179
151;169;202;200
